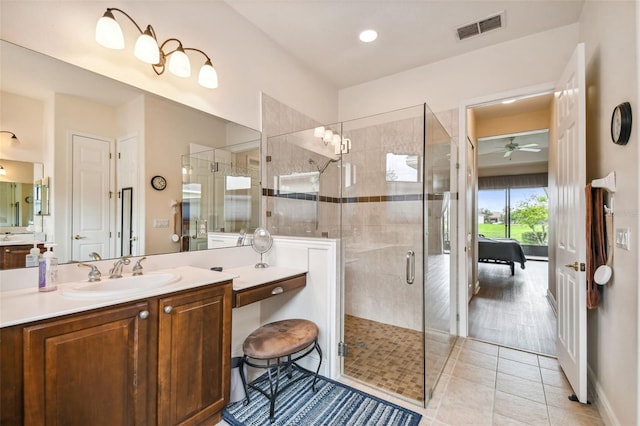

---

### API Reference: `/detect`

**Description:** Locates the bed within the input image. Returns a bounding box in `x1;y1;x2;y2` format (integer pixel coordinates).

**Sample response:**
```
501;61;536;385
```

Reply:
478;236;527;275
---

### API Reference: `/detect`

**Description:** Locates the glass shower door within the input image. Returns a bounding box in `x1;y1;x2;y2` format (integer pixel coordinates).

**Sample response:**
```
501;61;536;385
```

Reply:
340;105;428;403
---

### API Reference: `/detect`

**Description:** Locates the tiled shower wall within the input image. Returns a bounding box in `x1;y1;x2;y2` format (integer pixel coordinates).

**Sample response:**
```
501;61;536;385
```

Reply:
261;95;458;332
261;94;340;238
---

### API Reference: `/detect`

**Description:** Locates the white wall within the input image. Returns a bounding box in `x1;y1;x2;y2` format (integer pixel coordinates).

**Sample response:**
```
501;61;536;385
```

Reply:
338;24;579;121
579;2;639;425
0;1;339;130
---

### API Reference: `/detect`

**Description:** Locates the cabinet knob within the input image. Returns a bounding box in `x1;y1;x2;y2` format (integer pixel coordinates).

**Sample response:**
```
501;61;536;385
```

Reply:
139;310;149;319
164;305;173;314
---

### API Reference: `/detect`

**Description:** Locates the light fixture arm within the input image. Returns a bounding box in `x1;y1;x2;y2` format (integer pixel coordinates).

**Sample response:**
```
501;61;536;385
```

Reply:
0;131;19;142
105;8;149;37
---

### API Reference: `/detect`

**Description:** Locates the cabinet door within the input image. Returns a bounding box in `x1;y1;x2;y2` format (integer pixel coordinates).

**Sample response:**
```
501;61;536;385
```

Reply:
23;302;150;425
157;283;232;426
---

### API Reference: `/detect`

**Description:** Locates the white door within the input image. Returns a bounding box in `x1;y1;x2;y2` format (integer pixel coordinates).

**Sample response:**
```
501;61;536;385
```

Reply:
72;134;113;261
553;43;587;403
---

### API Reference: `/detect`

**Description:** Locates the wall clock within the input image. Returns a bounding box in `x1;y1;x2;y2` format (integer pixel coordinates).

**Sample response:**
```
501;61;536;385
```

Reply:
611;102;632;145
151;175;167;191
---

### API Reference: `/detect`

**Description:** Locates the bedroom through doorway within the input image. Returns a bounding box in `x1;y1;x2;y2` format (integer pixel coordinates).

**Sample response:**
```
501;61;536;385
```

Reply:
467;93;555;356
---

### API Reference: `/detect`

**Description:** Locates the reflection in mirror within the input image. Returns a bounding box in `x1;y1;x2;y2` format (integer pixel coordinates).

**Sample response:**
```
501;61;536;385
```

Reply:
1;40;261;269
120;187;133;257
182;141;260;250
34;177;50;216
0;159;44;234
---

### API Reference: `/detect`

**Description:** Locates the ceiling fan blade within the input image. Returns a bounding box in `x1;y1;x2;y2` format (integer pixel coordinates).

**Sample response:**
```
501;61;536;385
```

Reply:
519;148;541;152
503;151;513;158
518;143;539;148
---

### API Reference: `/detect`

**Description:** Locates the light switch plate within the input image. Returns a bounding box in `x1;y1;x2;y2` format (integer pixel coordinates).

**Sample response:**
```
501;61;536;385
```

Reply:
615;228;631;250
153;219;170;228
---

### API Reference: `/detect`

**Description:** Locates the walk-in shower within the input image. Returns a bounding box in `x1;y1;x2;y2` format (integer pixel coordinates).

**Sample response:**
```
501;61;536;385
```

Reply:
264;104;457;406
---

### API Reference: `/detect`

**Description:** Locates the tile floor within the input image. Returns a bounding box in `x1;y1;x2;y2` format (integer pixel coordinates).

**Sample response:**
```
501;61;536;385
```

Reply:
344;337;604;426
343;314;454;403
220;337;605;425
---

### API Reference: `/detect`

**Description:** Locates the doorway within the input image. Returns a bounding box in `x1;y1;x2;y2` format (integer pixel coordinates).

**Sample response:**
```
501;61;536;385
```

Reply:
464;92;556;355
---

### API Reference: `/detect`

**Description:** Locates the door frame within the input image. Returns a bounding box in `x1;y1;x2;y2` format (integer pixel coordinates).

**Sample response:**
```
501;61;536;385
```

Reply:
457;81;555;337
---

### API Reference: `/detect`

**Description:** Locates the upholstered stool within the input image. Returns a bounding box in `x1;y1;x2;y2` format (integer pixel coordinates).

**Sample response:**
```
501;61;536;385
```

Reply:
239;319;322;422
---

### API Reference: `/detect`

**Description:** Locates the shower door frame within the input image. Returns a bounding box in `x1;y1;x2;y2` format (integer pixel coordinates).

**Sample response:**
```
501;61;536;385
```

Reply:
338;104;429;406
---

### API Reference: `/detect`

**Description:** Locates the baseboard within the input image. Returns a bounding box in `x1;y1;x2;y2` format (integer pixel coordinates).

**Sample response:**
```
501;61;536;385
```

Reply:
587;363;621;426
546;289;557;316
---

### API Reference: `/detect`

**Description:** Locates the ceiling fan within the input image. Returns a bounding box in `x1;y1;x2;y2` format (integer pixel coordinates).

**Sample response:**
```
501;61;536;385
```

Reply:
502;138;541;157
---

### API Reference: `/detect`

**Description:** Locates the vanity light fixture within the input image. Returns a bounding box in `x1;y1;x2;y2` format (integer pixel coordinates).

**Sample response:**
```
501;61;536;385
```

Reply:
95;7;219;88
0;131;20;143
0;165;6;176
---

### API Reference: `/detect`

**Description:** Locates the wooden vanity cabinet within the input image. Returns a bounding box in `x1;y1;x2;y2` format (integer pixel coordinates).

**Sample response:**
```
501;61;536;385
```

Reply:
23;301;151;425
157;284;232;425
0;281;232;426
0;243;46;269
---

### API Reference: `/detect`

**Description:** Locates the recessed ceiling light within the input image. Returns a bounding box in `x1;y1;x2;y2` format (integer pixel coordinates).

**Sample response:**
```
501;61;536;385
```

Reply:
359;29;378;43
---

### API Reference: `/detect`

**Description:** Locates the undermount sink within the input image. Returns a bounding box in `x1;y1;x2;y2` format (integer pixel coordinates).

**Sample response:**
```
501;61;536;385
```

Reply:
60;272;181;299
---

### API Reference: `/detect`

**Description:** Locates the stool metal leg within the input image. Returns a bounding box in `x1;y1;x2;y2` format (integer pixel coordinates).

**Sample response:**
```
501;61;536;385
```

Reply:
239;356;250;405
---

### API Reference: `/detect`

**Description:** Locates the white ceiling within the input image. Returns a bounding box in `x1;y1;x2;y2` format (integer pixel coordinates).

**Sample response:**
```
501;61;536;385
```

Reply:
225;0;585;88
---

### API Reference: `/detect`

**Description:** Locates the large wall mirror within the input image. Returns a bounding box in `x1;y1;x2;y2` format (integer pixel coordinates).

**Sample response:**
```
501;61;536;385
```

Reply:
0;40;261;269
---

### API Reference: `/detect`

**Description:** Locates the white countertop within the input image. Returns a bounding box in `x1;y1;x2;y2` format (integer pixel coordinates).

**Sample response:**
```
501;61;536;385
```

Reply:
0;265;236;328
0;264;308;328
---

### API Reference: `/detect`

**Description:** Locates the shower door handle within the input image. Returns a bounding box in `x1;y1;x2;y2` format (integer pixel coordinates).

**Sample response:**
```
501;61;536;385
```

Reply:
406;250;415;285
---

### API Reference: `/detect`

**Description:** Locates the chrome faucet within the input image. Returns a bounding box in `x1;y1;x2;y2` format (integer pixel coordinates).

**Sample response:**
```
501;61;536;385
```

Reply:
78;263;102;282
132;256;146;276
236;229;246;246
88;252;102;261
109;256;131;279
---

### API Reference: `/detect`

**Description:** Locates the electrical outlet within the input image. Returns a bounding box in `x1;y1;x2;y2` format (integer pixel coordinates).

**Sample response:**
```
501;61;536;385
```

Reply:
615;228;631;250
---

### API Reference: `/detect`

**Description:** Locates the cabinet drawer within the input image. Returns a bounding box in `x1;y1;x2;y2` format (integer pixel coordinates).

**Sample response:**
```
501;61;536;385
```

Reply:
234;273;306;308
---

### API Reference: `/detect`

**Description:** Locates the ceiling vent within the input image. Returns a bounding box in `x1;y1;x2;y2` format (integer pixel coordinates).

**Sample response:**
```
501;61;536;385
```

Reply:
456;12;504;41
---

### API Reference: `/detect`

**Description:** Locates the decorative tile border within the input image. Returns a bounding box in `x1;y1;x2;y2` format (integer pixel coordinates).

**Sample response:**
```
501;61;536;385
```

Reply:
262;188;451;202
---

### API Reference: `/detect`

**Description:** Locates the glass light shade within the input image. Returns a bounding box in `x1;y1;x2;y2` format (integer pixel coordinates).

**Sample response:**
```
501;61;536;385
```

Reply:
0;166;6;176
313;126;325;138
332;134;342;146
134;28;160;64
323;130;334;144
198;61;218;88
95;11;124;49
168;47;191;77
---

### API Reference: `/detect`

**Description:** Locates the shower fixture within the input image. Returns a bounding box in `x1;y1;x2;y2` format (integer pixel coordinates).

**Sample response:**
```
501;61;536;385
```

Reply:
309;157;339;174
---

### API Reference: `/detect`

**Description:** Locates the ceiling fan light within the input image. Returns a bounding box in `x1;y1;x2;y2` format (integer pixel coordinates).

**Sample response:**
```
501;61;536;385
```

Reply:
168;46;191;77
96;10;125;49
0;165;6;176
134;28;160;64
198;60;218;88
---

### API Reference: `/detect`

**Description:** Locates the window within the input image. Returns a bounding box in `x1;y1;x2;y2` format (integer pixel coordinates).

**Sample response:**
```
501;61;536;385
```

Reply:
478;187;548;248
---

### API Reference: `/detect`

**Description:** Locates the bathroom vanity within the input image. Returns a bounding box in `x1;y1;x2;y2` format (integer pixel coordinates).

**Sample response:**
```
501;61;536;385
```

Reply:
0;263;310;425
0;266;234;426
0;242;46;269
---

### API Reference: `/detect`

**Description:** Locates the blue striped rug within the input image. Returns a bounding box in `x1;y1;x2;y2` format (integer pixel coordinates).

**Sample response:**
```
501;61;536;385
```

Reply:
222;367;422;426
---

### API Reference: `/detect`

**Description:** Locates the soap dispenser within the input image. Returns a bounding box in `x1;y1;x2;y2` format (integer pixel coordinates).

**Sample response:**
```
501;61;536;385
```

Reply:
38;243;58;292
25;242;41;267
